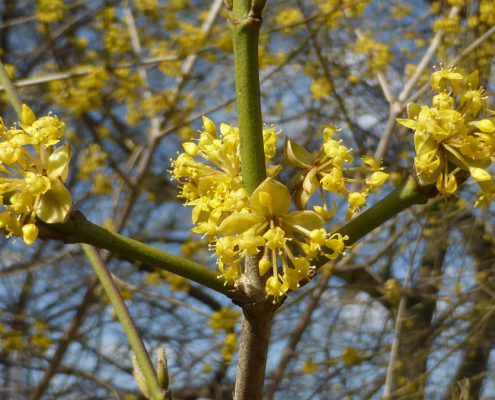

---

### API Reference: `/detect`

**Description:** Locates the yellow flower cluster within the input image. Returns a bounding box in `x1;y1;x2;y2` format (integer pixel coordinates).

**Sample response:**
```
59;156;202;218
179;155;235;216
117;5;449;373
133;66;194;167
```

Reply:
135;0;159;13
172;118;382;302
0;320;52;355
274;7;303;34
49;66;108;116
480;0;495;25
209;308;240;363
355;36;393;72
209;308;240;333
221;333;237;363
285;126;388;221
171;117;278;238
36;0;65;24
145;270;190;292
432;16;461;35
310;77;332;101
397;69;495;206
0;105;72;245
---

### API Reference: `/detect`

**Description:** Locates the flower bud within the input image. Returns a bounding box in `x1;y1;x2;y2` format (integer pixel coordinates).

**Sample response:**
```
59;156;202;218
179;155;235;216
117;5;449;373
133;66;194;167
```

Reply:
21;104;36;125
476;119;495;133
22;223;38;245
202;116;217;136
182;142;198;157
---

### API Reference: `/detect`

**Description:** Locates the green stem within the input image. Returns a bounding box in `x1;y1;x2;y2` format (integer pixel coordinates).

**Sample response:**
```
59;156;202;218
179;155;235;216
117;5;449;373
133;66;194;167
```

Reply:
230;0;266;193
82;244;165;400
314;176;436;268
0;60;22;118
39;215;233;294
228;3;272;400
339;177;435;246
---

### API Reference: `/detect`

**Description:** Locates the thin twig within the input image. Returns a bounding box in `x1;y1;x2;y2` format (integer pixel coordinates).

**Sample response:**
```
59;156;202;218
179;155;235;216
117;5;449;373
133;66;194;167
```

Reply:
0;56;179;92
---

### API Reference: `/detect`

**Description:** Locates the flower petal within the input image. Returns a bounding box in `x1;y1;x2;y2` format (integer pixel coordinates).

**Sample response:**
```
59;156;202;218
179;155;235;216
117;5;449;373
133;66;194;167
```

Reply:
217;213;265;235
47;143;71;181
406;102;421;119
396;118;417;130
294;187;311;210
284;138;313;168
36;183;72;223
470;167;492;182
302;168;319;195
284;211;325;230
250;178;291;216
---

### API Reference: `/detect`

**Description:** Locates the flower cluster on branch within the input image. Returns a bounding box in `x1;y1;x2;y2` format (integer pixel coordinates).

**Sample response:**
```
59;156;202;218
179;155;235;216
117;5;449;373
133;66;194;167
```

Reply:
0;105;72;244
171;118;388;302
397;68;495;206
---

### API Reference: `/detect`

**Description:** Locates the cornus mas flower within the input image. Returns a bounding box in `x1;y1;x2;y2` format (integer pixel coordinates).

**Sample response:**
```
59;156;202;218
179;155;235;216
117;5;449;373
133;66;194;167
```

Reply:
0;105;72;244
397;69;495;205
216;178;347;303
285;125;388;221
170;116;279;237
172;117;361;303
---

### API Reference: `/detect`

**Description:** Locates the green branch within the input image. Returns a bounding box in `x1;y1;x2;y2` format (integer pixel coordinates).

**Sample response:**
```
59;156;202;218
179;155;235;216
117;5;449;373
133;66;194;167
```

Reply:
314;176;436;268
82;245;165;400
339;176;435;246
230;0;266;193
39;214;233;294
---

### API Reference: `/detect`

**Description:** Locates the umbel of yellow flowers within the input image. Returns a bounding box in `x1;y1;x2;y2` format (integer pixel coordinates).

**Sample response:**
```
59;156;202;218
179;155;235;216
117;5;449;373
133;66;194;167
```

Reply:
397;68;495;206
171;117;388;302
0;105;72;244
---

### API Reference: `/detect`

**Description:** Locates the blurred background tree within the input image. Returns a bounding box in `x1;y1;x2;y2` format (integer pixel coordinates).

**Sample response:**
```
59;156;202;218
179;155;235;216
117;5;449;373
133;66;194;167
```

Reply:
0;0;494;398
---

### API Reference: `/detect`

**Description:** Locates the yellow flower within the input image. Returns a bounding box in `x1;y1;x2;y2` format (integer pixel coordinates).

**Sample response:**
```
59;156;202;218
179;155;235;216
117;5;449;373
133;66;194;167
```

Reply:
397;69;494;202
221;333;237;363
0;105;72;244
284;127;387;219
217;178;346;302
171;118;280;238
341;346;363;366
209;308;241;333
355;35;393;71
429;69;463;93
302;358;317;374
36;0;65;23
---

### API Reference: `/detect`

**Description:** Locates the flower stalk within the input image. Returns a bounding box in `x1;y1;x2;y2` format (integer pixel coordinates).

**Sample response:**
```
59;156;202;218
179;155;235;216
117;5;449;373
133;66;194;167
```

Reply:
38;214;233;294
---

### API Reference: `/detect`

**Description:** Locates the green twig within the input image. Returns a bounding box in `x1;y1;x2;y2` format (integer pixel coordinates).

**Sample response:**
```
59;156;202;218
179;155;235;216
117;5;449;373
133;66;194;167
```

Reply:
228;2;272;400
82;244;165;400
340;176;434;246
38;214;233;294
0;60;22;118
230;0;266;193
314;176;436;268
